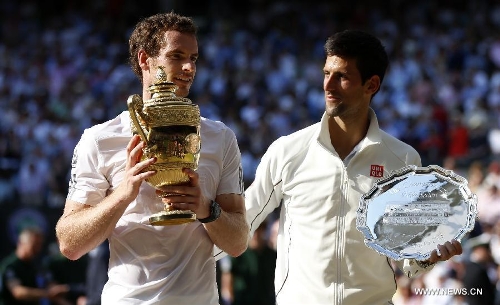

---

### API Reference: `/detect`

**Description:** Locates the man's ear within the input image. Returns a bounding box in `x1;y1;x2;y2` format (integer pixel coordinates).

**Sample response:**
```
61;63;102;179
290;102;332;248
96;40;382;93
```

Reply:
138;49;150;71
366;75;381;95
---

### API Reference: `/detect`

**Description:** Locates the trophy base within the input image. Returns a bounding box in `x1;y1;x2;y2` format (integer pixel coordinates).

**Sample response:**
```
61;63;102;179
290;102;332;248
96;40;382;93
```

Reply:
149;210;197;226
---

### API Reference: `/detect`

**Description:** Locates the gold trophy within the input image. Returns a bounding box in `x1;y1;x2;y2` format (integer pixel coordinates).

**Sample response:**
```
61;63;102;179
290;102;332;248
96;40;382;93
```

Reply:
127;66;201;226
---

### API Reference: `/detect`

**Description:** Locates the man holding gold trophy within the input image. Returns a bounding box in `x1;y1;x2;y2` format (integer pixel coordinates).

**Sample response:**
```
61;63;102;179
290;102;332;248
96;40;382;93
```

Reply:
55;12;249;304
243;30;468;305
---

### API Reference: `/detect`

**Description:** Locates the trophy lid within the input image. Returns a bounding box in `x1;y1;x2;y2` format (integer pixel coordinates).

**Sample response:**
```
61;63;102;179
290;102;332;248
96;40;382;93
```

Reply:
147;66;192;104
138;66;200;127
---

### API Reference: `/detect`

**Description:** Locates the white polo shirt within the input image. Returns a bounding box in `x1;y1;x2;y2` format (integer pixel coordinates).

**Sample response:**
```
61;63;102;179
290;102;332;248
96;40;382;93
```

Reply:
68;111;243;304
245;109;424;305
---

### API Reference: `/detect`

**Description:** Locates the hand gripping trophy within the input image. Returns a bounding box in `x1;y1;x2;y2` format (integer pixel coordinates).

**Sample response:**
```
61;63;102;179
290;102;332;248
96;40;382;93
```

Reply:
127;66;201;226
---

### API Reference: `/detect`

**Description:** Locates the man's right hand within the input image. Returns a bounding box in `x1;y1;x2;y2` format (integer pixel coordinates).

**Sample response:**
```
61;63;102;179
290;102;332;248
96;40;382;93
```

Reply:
113;135;157;204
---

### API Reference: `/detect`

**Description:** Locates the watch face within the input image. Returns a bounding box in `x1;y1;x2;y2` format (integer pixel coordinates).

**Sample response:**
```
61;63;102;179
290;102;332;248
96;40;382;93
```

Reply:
212;200;221;219
199;200;221;223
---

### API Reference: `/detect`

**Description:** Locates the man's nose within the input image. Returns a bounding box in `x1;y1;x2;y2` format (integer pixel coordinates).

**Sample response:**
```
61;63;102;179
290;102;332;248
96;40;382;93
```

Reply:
183;61;196;72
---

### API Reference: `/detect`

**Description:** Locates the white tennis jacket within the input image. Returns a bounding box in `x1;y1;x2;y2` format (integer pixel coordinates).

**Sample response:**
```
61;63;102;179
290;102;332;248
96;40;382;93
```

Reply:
244;109;428;305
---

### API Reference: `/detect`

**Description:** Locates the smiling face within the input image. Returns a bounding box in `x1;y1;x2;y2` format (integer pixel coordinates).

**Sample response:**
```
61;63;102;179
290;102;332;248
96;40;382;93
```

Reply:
323;55;378;121
144;30;198;98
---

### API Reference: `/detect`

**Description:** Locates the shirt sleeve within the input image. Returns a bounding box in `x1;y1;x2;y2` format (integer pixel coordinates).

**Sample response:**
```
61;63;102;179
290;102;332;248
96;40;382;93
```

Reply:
67;130;110;205
217;127;244;196
245;139;284;237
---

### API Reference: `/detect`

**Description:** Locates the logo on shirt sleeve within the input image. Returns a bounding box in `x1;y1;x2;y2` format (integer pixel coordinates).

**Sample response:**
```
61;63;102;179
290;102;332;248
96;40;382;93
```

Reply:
370;165;384;177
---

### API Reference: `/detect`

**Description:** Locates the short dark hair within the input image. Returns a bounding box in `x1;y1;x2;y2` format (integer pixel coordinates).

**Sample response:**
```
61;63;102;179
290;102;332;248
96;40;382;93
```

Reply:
324;30;389;87
128;12;198;79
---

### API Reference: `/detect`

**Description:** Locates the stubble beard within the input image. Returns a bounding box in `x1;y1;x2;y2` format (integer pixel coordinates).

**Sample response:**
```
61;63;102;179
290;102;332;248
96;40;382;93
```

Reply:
326;103;360;124
325;102;343;118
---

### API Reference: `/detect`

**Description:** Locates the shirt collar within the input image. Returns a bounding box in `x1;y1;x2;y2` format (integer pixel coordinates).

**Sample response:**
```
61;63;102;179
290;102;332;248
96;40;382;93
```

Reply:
317;108;382;156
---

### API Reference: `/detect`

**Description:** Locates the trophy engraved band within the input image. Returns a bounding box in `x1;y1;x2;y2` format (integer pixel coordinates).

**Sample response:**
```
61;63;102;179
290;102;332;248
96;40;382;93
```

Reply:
127;66;201;226
356;165;478;261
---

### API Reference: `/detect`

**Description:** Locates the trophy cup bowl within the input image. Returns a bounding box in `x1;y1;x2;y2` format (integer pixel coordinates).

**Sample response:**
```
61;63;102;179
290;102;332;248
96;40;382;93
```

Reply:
128;67;201;226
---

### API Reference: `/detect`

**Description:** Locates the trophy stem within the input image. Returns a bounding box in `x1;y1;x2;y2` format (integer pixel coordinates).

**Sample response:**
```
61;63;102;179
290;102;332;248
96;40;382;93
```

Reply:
149;203;197;226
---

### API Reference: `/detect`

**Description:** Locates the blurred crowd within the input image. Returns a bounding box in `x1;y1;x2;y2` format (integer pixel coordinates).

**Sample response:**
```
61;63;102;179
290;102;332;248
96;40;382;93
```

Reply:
2;0;500;304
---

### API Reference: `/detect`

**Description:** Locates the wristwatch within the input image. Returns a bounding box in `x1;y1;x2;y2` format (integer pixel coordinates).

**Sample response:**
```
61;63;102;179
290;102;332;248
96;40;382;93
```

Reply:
198;200;221;223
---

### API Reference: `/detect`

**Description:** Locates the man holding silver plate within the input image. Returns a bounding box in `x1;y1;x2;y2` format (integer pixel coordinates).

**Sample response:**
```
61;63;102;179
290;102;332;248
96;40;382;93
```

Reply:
244;30;465;305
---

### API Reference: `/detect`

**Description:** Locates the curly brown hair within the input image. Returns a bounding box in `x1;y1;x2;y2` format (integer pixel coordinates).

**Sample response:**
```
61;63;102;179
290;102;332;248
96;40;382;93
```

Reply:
128;12;197;80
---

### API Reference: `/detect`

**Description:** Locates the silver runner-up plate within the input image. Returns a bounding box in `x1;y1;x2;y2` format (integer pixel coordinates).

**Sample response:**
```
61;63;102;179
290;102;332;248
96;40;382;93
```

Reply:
356;165;478;261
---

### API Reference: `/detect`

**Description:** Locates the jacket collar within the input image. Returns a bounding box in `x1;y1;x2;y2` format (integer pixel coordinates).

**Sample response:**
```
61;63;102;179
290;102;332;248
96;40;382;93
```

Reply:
317;108;382;152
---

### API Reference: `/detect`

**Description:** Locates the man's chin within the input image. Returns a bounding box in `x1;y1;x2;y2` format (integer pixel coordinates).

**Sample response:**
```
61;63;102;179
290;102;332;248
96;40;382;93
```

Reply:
325;107;340;117
174;87;190;98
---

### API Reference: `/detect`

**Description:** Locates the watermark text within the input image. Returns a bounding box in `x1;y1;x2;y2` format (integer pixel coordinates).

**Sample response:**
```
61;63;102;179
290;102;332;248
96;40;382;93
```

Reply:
414;287;482;296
